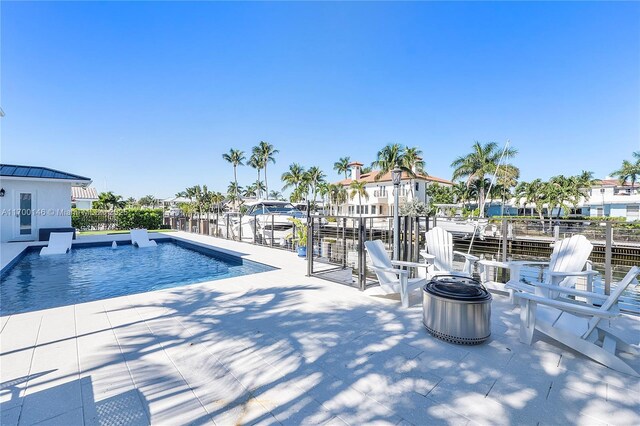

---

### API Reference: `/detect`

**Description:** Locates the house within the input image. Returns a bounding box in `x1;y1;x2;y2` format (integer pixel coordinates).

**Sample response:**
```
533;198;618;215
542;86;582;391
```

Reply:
71;186;99;210
0;164;92;242
582;179;640;221
333;162;453;216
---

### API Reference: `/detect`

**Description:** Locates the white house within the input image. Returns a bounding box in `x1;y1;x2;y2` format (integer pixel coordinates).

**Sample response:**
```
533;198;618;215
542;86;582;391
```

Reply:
71;186;99;210
334;162;453;216
0;164;92;242
582;179;640;220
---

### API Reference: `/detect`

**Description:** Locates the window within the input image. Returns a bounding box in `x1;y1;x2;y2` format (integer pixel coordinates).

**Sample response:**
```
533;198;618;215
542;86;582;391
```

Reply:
371;205;377;215
365;206;369;214
627;205;639;220
415;182;419;191
595;207;603;217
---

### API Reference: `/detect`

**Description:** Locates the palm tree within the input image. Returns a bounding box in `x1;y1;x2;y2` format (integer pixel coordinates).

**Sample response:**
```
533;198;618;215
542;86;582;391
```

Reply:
269;190;283;200
372;143;414;181
222;149;245;203
138;195;158;208
255;141;278;199
96;191;125;210
360;166;373;174
515;179;548;227
611;154;640;190
403;146;426;198
349;180;369;217
451;141;518;217
248;153;263;199
304;166;326;210
226;182;243;203
333;157;351;180
281;163;306;193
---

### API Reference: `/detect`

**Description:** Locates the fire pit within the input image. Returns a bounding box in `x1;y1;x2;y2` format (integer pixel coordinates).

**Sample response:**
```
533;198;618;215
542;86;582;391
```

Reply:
422;275;492;345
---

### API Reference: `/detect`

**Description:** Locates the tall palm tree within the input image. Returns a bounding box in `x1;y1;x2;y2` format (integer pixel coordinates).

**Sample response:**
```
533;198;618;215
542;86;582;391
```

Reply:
255;141;278;199
281;163;306;193
371;143;414;181
515;179;548;226
248;153;263;199
349;180;369;217
451;141;518;216
304;166;326;209
333;157;351;180
222;149;245;203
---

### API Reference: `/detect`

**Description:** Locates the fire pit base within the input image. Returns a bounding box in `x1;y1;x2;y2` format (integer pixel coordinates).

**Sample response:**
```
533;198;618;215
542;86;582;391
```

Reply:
422;275;492;345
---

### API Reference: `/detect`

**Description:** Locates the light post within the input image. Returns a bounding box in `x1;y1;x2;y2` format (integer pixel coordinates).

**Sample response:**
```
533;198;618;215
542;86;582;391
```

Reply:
392;164;402;260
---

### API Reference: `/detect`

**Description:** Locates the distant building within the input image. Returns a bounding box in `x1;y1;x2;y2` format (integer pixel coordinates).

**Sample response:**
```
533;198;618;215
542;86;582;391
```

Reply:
71;186;99;210
333;162;453;216
0;164;91;242
583;179;640;221
485;178;640;221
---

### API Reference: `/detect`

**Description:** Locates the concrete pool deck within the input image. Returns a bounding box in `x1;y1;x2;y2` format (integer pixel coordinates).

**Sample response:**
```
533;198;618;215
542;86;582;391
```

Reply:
1;231;639;425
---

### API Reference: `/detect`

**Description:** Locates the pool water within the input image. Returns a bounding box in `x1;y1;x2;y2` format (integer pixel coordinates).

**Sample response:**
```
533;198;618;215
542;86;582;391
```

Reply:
0;241;274;315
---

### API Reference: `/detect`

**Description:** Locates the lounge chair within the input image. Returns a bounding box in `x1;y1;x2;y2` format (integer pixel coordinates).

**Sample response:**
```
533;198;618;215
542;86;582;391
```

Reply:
130;229;158;248
365;240;429;308
508;266;640;376
478;234;596;299
40;232;74;256
418;227;479;279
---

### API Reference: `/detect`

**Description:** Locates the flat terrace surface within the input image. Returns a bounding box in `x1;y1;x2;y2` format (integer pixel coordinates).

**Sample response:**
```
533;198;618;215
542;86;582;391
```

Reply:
1;231;639;425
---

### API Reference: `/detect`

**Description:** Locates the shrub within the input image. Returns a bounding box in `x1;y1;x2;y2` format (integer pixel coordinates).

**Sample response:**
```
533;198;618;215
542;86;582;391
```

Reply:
115;209;164;230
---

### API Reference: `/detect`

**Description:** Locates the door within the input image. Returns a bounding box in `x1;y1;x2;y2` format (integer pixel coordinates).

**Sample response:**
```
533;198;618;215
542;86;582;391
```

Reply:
15;191;35;240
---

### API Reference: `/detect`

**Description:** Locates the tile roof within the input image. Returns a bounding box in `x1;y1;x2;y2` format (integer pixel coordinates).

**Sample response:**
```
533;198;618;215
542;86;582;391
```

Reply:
335;170;453;186
71;186;99;200
0;164;91;181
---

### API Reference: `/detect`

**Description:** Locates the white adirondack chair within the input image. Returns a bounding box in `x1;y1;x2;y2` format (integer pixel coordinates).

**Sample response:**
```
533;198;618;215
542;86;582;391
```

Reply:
478;234;596;299
509;266;640;377
130;229;158;248
365;240;428;308
418;227;479;279
40;232;74;256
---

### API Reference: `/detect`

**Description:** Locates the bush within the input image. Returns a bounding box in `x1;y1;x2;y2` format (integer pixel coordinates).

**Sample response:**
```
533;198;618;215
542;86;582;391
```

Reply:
115;209;164;230
71;208;163;231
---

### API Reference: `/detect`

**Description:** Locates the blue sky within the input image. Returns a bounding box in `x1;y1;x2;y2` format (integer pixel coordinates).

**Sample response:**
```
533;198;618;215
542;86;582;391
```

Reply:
2;2;639;198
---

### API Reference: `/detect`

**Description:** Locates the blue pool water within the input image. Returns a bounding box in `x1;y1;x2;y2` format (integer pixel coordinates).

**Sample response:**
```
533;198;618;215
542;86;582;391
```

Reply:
0;241;274;315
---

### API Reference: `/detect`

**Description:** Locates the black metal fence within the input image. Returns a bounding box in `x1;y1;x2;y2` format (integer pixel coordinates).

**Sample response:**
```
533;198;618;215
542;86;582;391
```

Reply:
306;215;429;290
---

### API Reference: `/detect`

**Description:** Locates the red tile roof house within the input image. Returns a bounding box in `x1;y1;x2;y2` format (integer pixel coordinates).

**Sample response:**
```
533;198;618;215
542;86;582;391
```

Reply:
333;161;453;216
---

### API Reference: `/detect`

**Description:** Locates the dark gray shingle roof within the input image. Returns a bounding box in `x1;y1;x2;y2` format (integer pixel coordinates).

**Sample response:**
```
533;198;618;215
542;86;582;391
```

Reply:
0;164;91;181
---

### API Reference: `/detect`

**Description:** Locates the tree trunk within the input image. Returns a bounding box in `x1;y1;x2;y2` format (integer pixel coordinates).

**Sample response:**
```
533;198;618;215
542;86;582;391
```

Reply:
264;164;269;199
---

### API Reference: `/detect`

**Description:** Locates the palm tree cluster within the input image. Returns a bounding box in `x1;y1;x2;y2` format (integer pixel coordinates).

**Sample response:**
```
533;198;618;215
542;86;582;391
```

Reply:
176;185;226;217
281;164;327;207
514;172;594;226
222;141;279;203
611;152;640;189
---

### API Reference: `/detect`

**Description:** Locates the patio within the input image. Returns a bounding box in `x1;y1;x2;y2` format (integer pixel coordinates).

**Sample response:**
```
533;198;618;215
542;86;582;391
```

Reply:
1;231;639;425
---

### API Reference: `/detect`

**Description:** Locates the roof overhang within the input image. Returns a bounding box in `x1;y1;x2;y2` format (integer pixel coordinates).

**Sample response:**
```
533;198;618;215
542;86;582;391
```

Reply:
0;175;92;187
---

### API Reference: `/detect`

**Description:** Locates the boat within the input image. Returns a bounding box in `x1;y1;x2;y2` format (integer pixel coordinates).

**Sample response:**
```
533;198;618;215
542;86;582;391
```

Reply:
222;200;306;245
432;204;488;239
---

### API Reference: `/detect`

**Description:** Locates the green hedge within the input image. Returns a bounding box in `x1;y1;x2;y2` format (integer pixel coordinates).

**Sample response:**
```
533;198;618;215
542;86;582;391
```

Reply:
72;209;163;231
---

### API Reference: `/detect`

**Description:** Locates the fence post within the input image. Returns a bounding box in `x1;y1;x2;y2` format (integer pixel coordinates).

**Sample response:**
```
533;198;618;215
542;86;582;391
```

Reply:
604;221;613;295
357;216;366;291
306;217;313;277
342;218;347;268
501;218;508;263
271;215;275;248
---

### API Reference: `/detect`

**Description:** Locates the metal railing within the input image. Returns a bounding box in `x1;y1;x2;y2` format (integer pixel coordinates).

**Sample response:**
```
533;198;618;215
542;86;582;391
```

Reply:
164;213;300;253
306;215;429;290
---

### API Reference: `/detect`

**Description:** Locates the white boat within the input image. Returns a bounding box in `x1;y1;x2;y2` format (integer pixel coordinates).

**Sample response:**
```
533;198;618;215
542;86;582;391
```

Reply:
221;200;305;245
432;204;488;239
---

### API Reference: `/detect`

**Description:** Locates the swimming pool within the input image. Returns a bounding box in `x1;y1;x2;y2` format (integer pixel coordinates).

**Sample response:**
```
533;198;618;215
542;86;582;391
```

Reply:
0;240;275;315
